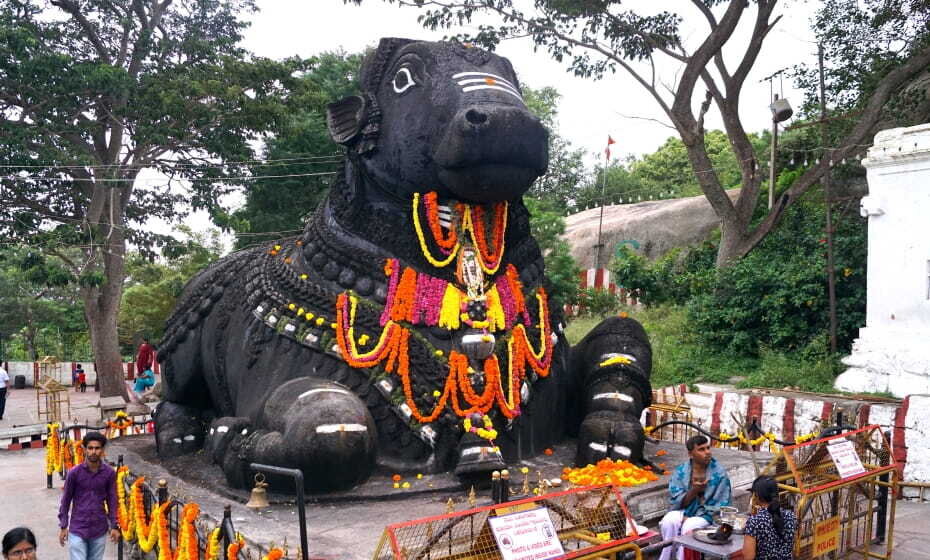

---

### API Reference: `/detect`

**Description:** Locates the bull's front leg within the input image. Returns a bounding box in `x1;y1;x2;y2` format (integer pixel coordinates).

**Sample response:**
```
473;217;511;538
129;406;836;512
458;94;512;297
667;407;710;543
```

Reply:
571;316;652;467
206;377;378;492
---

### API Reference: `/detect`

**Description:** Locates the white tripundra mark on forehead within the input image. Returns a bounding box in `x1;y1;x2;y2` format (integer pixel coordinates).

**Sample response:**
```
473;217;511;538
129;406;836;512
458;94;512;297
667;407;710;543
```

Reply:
452;71;522;100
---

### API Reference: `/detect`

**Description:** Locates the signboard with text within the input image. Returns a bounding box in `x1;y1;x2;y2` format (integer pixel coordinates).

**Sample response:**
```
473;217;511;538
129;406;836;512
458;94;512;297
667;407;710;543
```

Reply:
813;516;840;556
488;507;565;560
827;439;866;479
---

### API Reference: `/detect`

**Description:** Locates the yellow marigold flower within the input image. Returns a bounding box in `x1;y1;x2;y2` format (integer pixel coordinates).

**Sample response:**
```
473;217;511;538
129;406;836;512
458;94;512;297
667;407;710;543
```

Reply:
300;274;308;280
416;473;423;479
401;482;411;489
305;312;314;320
359;335;370;345
434;350;444;357
432;390;441;397
297;308;304;315
288;303;296;310
520;467;529;474
393;482;400;489
315;317;325;326
330;323;337;330
274;245;281;251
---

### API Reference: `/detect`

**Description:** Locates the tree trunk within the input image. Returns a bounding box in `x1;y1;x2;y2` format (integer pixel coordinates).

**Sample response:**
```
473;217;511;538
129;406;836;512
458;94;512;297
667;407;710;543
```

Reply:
81;225;128;400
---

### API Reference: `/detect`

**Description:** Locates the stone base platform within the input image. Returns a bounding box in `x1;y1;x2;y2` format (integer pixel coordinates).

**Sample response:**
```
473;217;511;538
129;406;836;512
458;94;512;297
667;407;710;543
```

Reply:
110;436;769;559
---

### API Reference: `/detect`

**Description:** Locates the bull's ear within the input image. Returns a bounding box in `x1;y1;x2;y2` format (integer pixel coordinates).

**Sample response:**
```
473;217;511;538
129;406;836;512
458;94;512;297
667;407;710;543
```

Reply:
326;95;368;145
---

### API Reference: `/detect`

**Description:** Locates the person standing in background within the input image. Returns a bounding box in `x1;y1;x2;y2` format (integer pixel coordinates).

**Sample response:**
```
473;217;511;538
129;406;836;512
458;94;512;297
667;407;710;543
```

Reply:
0;363;9;420
135;338;155;377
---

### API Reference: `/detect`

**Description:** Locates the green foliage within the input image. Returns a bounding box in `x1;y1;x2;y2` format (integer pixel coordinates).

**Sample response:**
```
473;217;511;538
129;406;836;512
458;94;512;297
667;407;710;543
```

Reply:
566;306;840;393
522;87;587;214
574;288;621;317
688;196;866;356
118;227;223;352
573;131;768;209
610;244;716;307
228;51;364;248
0;245;87;360
523;198;580;308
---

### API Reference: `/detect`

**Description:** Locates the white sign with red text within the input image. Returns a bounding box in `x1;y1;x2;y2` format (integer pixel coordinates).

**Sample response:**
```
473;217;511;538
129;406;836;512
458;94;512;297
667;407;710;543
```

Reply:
827;439;866;479
488;507;565;560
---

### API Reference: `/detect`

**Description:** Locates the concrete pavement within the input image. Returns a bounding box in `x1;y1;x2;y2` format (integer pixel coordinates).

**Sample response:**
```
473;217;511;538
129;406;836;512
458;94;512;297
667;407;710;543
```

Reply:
2;441;929;559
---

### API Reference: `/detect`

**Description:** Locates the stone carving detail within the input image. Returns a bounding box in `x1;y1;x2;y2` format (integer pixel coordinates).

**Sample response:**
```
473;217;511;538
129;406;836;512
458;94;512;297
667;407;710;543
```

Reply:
154;38;653;491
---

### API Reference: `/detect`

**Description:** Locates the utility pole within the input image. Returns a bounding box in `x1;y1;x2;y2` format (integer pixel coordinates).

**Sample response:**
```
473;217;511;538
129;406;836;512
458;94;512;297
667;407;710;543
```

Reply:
769;96;779;209
819;43;839;354
594;159;608;269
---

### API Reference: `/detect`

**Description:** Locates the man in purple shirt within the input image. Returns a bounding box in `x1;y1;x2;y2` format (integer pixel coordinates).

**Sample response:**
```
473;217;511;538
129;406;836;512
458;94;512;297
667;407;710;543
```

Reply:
58;432;121;560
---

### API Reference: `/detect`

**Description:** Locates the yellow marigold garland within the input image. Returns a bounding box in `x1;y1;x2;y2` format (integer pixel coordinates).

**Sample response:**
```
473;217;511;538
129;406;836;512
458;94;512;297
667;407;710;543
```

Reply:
563;459;659;487
175;502;200;560
116;467;133;538
45;423;61;475
206;528;222;560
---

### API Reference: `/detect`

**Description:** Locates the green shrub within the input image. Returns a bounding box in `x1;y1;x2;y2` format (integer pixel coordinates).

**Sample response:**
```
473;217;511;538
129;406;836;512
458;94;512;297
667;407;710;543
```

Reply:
688;196;866;356
575;287;621;316
611;243;716;306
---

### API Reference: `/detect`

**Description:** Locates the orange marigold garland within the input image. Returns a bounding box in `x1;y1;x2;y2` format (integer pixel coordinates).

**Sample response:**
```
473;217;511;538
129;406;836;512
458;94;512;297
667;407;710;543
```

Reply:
422;192;458;250
467;202;507;274
175;502;200;560
116;467;133;538
562;459;659;488
227;536;246;560
73;440;85;465
262;549;285;560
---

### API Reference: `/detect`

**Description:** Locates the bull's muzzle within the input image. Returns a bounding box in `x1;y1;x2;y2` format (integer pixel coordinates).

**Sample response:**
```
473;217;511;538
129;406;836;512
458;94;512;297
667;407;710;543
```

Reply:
433;104;549;202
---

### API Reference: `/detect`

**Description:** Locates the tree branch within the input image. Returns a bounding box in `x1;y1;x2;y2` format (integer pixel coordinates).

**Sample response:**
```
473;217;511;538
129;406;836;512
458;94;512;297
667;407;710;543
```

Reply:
50;0;112;64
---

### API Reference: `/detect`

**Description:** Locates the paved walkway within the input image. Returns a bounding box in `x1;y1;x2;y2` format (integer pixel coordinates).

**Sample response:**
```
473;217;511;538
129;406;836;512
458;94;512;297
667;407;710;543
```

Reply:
0;445;928;559
0;386;111;431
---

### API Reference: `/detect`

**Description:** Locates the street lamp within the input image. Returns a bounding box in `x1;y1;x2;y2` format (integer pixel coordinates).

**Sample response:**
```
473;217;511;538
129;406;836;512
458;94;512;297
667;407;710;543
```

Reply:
768;95;793;209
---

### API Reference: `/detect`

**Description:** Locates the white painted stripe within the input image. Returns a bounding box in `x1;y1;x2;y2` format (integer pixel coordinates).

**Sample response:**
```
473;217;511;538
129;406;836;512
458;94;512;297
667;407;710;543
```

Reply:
452;71;516;87
298;387;350;402
456;78;521;96
183;435;195;441
462;446;499;457
588;442;608;453
612;445;631;457
461;84;523;100
592;392;634;403
216;426;229;434
315;424;367;434
586;269;596;288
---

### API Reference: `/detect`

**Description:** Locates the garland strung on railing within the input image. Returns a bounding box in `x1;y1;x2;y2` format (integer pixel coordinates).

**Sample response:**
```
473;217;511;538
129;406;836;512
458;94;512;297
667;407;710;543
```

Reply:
45;423;61;475
106;410;134;437
412;192;507;274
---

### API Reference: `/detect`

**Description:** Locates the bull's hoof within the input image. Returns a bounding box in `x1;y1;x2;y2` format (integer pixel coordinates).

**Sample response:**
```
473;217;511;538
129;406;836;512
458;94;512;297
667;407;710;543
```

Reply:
153;401;206;457
205;417;252;464
575;410;645;467
454;432;506;485
220;378;379;492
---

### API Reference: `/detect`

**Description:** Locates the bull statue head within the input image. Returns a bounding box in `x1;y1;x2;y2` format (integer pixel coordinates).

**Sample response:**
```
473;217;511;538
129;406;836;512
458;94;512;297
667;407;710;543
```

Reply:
327;38;549;203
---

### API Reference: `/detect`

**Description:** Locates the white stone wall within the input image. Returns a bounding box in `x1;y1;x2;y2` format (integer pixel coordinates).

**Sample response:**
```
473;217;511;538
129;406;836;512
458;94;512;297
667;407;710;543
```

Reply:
837;123;930;396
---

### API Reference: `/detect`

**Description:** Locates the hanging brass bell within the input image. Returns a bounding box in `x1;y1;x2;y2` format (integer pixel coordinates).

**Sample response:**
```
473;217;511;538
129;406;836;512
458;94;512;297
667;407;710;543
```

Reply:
246;473;270;509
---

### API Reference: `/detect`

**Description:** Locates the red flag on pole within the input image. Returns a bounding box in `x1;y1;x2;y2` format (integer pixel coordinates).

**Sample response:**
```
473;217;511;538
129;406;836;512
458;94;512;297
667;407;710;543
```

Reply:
605;135;616;160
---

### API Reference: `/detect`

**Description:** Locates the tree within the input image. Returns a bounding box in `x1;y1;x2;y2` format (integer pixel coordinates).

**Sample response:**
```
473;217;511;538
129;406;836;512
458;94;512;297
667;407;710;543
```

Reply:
227;51;363;249
119;227;222;353
522;86;587;213
0;1;306;397
0;246;85;361
364;0;930;266
523;198;580;308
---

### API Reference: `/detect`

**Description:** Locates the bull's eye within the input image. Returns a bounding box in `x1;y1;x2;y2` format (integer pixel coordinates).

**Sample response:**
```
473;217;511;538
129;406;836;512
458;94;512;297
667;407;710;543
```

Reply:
392;67;416;94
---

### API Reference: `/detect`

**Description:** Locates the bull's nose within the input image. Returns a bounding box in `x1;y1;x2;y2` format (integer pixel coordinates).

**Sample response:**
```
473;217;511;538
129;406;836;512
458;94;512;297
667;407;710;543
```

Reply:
465;108;488;126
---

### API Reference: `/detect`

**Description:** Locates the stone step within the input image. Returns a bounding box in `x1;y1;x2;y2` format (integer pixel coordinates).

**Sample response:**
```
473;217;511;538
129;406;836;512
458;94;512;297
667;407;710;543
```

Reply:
694;382;736;394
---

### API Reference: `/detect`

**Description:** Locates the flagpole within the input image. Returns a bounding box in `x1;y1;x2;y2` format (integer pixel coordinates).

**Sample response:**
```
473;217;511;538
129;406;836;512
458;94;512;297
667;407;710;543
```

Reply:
594;152;608;269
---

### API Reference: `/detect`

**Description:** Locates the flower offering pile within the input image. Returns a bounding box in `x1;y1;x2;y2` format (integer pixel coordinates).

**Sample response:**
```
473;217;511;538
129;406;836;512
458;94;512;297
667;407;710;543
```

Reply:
562;459;660;487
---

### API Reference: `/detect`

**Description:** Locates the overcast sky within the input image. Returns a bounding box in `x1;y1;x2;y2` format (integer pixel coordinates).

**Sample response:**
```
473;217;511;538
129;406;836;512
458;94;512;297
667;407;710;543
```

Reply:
241;0;819;161
149;0;821;247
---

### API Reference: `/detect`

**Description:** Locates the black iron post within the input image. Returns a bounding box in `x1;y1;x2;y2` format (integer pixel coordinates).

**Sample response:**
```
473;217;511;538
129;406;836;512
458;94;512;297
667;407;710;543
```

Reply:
875;431;891;544
250;463;308;560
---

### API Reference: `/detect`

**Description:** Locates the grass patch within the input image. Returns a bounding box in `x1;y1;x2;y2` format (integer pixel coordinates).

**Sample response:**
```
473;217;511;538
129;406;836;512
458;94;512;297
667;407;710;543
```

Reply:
565;305;842;393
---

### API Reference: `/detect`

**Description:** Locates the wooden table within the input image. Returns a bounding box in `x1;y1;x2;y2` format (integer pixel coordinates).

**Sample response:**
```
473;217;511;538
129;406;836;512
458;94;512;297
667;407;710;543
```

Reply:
673;532;744;559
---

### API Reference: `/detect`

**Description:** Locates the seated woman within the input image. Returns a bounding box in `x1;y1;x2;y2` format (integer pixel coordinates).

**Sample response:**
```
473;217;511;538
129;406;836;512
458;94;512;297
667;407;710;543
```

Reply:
3;527;38;560
743;475;798;560
133;368;155;395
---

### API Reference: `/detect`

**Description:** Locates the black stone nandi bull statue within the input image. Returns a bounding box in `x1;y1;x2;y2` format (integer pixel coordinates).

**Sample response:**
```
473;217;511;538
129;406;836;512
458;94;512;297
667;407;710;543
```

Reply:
154;38;653;492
